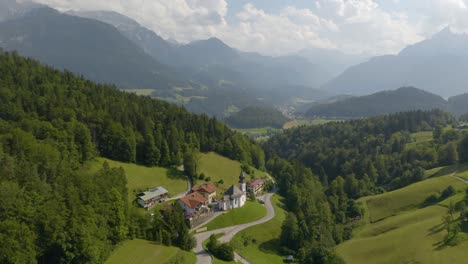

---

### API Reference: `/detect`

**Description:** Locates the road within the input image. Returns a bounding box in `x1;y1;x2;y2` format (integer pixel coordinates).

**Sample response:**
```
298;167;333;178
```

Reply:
166;175;192;201
193;190;276;264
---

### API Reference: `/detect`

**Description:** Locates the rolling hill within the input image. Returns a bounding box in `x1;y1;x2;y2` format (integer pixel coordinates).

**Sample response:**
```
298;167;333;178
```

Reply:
322;27;468;97
306;87;448;118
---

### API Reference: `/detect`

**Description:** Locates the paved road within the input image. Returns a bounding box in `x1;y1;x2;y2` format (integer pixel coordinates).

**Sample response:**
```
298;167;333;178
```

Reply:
193;190;277;264
167;175;192;201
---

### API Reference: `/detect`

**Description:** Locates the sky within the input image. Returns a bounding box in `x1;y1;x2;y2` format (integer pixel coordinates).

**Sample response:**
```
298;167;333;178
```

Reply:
29;0;468;56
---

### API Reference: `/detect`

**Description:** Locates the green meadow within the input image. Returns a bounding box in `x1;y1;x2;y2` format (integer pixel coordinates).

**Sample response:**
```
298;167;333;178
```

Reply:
231;195;286;264
197;152;269;194
337;169;468;264
105;239;195;264
84;158;188;201
202;201;267;231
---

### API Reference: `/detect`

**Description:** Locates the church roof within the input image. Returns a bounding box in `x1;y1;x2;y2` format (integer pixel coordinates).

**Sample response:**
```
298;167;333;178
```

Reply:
224;185;244;198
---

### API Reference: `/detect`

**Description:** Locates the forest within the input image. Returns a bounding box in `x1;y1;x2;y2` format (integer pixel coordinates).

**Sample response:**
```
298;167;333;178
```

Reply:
0;50;264;263
264;110;468;263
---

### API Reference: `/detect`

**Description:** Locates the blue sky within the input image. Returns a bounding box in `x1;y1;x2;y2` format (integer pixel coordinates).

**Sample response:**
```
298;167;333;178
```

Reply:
33;0;468;56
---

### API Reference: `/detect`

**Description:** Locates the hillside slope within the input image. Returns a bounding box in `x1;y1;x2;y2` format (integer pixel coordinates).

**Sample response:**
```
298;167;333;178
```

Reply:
336;169;468;264
306;87;448;118
0;7;181;89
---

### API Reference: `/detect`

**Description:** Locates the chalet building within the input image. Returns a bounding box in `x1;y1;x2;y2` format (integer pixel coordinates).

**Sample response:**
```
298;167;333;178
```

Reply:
178;192;210;218
218;172;247;211
137;186;168;210
248;179;265;196
191;183;217;203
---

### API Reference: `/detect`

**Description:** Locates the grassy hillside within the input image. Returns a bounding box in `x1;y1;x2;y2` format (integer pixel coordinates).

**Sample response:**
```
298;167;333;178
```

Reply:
362;174;466;223
202;201;267;231
198;152;269;194
337;169;468;264
84;158;188;201
231;195;286;264
105;239;195;264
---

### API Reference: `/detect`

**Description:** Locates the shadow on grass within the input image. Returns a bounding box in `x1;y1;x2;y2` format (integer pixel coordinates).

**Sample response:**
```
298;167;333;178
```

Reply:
258;238;281;255
166;167;186;180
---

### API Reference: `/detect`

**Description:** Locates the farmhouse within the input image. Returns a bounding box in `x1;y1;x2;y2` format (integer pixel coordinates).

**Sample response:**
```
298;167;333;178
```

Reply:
248;178;265;196
178;192;210;218
218;172;247;211
192;183;217;203
137;186;168;210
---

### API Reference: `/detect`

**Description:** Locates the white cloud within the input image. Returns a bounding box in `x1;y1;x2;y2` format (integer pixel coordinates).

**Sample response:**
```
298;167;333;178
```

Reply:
29;0;468;56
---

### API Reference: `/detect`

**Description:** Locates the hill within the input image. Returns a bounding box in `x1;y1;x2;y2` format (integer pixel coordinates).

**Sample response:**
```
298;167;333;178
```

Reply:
322;27;468;97
336;168;468;264
0;50;266;263
0;7;184;90
448;93;468;117
306;87;448;118
225;106;289;129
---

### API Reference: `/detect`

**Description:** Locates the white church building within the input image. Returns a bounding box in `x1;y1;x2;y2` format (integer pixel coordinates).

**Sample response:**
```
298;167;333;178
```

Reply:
218;172;247;211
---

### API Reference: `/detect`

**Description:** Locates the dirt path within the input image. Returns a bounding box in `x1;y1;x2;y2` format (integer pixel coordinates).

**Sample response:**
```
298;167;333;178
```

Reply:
193;190;277;264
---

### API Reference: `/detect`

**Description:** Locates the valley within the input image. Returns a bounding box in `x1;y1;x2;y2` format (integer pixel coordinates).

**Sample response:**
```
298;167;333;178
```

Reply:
2;2;468;264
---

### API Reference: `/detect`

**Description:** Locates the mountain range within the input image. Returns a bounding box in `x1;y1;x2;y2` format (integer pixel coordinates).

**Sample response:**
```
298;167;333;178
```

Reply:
322;27;468;97
306;87;468;118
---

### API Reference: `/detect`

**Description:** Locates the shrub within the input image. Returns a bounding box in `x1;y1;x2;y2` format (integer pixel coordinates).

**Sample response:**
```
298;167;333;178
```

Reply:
441;185;456;200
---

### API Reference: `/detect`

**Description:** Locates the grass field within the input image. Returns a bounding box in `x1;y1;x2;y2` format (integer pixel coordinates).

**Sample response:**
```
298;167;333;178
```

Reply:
197;152;269;194
337;168;468;264
202;201;267;231
283;119;335;129
84;158;187;201
361;174;466;223
231;195;286;264
105;239;195;264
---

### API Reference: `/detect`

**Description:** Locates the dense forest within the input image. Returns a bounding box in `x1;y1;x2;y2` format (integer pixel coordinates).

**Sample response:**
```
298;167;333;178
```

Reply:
0;50;264;263
225;106;289;129
264;110;468;263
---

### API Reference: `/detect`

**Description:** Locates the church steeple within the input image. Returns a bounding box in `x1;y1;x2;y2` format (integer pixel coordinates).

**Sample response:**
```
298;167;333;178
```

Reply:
239;171;246;192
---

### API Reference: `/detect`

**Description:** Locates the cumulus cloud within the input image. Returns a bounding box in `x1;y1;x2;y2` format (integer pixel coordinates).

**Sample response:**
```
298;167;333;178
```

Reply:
28;0;468;56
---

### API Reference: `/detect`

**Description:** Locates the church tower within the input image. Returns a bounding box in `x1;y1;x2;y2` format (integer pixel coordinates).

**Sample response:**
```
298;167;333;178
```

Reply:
239;171;246;193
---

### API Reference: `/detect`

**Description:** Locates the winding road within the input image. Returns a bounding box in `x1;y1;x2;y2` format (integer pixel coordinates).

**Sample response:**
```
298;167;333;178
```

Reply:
193;190;277;264
167;175;192;201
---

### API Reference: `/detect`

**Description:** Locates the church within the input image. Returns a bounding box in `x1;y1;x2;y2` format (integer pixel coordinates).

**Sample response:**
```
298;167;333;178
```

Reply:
218;172;247;211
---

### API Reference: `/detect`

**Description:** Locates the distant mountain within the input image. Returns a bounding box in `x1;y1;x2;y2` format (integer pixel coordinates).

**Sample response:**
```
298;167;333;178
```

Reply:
0;7;181;89
0;0;43;21
322;27;468;97
306;87;448;118
67;10;175;64
69;10;334;102
448;93;468;117
225;106;289;129
295;47;368;78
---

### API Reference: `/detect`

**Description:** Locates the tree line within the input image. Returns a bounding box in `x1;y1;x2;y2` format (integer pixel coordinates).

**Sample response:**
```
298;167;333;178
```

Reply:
0;50;264;263
264;110;467;263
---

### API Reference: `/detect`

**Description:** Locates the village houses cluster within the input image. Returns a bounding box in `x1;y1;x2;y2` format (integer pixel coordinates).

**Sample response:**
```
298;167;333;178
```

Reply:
178;172;266;221
136;171;266;225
